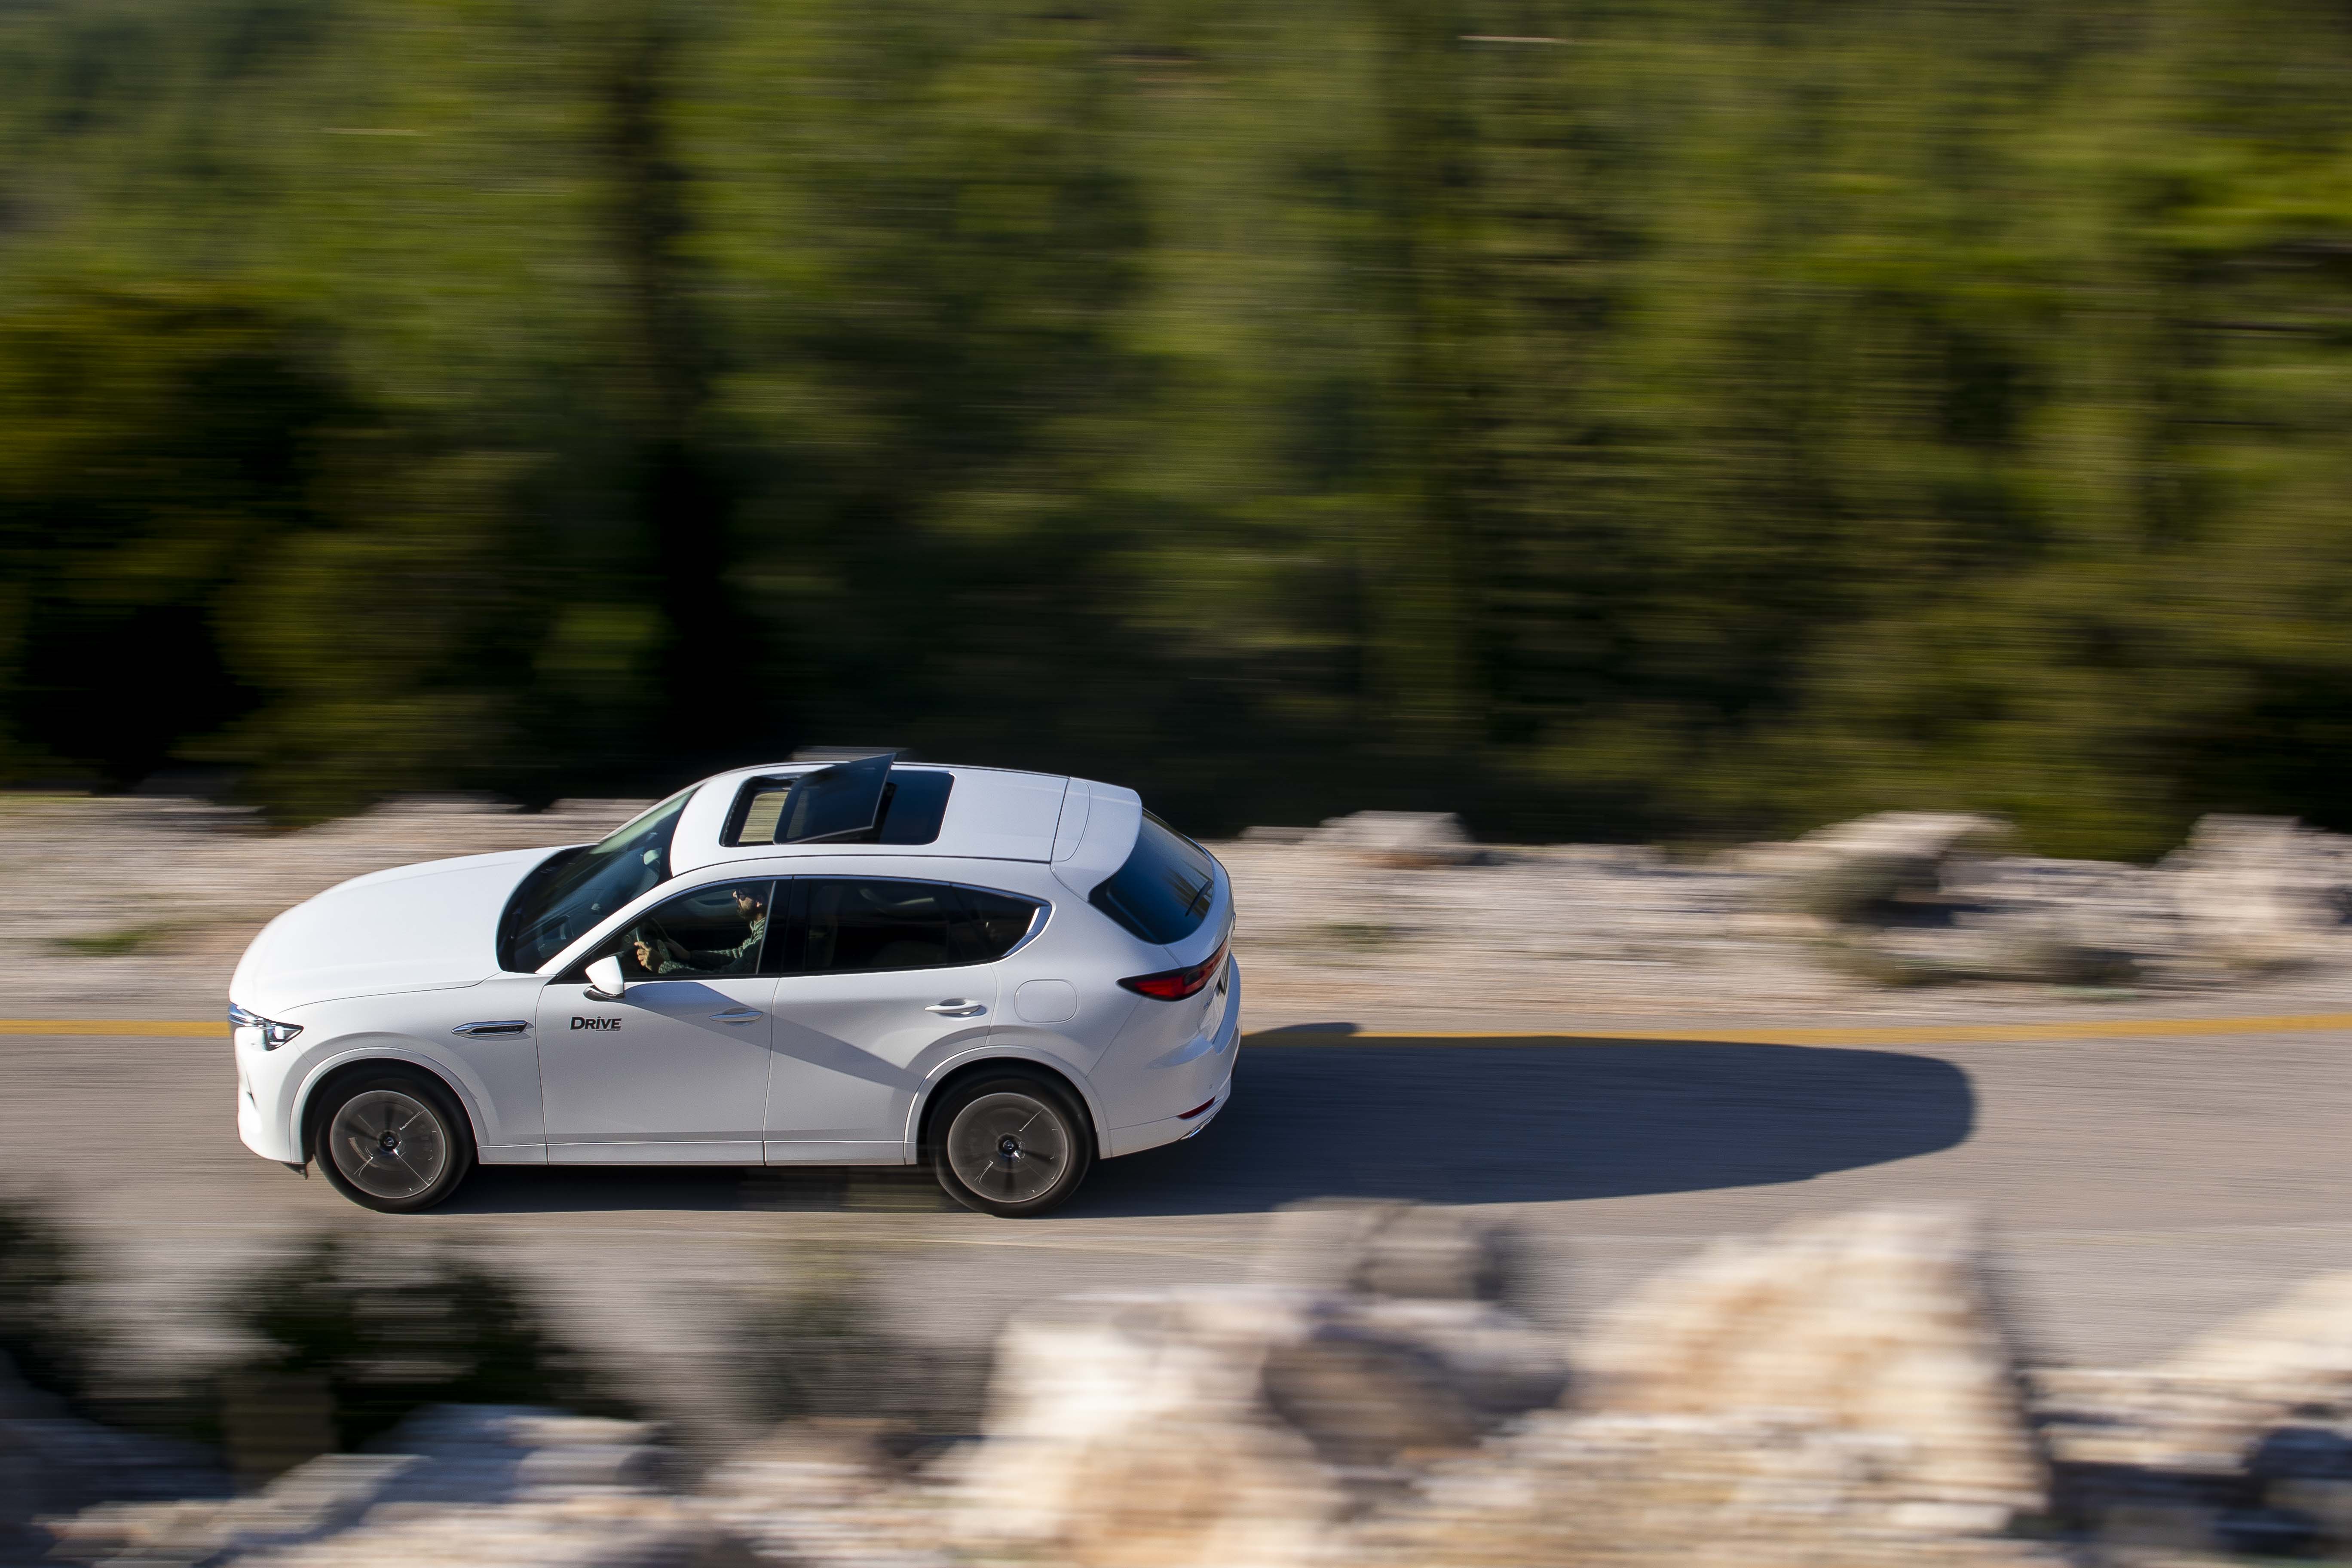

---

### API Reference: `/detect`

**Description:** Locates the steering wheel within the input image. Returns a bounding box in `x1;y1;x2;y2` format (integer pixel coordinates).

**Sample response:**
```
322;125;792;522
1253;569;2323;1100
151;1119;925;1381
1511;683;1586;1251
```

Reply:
630;912;682;971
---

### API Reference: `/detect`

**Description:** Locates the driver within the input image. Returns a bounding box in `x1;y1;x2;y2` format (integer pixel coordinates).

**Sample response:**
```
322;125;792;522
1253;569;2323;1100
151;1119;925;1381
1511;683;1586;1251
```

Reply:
632;887;769;977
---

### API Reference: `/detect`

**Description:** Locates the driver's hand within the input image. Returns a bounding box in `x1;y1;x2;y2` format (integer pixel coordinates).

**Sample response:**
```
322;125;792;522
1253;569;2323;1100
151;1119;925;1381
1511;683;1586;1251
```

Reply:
633;939;654;969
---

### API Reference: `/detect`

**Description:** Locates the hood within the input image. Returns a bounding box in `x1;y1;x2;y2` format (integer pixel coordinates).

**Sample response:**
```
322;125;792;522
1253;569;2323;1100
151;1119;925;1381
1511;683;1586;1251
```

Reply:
230;846;567;1015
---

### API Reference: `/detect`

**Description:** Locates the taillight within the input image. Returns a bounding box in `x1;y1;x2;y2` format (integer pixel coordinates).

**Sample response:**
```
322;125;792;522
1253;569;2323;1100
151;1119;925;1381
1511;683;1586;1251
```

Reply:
1119;938;1229;1001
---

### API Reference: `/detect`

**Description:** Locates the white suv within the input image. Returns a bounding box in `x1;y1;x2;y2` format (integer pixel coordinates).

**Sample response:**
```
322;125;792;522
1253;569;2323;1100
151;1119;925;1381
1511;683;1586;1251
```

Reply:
229;755;1236;1217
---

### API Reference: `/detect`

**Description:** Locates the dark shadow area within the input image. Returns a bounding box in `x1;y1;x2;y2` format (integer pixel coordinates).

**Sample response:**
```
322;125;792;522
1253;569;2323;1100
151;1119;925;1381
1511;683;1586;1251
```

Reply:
446;1164;756;1215
447;1162;948;1216
1068;1038;1975;1217
442;1036;1972;1217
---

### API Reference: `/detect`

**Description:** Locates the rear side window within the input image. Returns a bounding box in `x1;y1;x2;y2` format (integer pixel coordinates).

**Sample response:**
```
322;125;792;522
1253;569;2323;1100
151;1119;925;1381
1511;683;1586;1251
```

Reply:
1089;812;1217;945
782;879;1042;973
793;879;959;972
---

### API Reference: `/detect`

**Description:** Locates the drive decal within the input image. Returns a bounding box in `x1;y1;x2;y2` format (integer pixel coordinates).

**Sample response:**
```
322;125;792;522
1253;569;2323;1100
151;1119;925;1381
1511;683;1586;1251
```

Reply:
570;1016;621;1031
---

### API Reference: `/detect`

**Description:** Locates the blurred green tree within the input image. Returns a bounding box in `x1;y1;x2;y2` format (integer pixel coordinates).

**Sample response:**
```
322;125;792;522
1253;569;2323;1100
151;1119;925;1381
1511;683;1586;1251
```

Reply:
2;0;2350;853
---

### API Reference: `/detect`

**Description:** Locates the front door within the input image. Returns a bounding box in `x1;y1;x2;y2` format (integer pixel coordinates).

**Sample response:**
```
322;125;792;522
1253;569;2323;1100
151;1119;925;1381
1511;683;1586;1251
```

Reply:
536;879;779;1164
763;877;1012;1162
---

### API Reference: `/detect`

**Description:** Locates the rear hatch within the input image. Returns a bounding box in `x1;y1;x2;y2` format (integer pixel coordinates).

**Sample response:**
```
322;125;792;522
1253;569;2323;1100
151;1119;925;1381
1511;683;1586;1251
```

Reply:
1087;812;1235;1068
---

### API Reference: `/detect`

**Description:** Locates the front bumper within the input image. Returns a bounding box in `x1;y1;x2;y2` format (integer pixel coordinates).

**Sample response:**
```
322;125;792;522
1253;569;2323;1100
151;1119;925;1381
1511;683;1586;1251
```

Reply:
234;1021;303;1164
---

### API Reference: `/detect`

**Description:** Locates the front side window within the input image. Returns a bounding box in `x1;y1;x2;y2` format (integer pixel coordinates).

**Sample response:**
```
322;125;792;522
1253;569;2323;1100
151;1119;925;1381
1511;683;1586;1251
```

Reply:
500;787;695;971
1088;811;1218;945
592;879;775;982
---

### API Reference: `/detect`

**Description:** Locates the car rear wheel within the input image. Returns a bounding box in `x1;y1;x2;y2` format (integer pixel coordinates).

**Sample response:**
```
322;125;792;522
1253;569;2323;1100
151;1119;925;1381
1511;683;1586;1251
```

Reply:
311;1069;475;1213
931;1070;1092;1218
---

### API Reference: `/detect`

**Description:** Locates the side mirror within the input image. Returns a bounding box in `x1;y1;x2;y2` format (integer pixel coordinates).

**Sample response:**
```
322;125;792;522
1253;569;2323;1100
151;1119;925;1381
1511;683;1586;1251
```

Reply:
584;954;627;1001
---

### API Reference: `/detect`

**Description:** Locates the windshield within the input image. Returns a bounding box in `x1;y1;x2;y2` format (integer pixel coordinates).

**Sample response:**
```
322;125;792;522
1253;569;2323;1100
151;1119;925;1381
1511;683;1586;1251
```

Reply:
496;787;695;971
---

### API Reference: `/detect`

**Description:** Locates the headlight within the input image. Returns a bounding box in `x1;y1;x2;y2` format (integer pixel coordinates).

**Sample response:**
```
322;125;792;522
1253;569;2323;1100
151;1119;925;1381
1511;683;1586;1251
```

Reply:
228;1003;303;1050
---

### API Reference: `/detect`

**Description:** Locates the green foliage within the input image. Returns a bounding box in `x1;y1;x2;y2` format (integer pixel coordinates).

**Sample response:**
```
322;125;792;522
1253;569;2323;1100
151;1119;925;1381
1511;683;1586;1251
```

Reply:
4;0;2352;854
224;1234;628;1449
51;921;181;955
732;1265;988;1440
0;1195;97;1401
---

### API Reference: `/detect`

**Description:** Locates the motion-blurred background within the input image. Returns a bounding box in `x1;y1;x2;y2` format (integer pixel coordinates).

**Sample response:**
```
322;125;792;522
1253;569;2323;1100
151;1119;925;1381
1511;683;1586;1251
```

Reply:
8;0;2352;851
17;9;2352;1562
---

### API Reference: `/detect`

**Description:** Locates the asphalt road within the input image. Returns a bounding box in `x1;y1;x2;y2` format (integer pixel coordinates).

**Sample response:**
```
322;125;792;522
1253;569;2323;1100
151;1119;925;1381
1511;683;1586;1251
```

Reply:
6;1013;2350;1433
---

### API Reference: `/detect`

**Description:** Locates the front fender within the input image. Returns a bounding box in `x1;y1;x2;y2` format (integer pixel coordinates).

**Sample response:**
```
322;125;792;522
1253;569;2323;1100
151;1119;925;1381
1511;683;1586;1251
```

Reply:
287;1038;500;1158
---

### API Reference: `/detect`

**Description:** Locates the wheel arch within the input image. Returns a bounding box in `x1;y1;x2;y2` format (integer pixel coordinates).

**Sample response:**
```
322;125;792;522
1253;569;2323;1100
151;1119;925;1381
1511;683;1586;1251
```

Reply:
293;1048;490;1161
912;1051;1103;1158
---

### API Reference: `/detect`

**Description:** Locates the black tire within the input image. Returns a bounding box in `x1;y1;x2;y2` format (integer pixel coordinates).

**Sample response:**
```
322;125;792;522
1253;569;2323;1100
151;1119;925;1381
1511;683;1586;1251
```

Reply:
928;1068;1093;1218
310;1067;475;1213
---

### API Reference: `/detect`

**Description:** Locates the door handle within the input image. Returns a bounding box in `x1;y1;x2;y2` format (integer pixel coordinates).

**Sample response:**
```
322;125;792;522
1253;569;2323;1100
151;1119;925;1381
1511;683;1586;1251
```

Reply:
710;1008;764;1023
925;1000;986;1017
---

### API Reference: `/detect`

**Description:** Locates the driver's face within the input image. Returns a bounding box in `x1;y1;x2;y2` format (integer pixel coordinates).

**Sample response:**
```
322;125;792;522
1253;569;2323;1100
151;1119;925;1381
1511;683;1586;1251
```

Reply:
735;892;763;919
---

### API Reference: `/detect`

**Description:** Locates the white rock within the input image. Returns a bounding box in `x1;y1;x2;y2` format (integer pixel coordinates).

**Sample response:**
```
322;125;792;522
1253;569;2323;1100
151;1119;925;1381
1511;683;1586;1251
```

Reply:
2168;815;2352;970
1764;812;2014;923
701;1423;953;1568
234;1494;717;1568
1578;1204;2044;1522
1349;1409;2069;1568
41;1404;669;1567
1314;811;1485;867
952;1289;1339;1564
2162;1269;2352;1400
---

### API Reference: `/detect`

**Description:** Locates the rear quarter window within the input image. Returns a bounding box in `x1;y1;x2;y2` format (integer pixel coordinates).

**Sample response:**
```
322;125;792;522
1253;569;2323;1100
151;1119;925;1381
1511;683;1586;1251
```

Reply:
956;887;1044;962
1089;812;1218;944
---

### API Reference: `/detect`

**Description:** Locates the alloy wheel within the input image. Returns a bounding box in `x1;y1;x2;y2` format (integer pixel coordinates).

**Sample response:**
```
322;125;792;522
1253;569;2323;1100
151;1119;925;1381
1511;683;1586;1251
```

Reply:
326;1089;449;1201
944;1090;1070;1205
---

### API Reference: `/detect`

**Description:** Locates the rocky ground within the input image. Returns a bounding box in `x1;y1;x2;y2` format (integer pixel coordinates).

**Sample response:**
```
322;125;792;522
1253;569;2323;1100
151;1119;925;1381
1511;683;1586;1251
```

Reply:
10;792;2352;1565
18;1199;2352;1568
0;795;644;1019
1231;808;2352;1021
10;790;2352;1022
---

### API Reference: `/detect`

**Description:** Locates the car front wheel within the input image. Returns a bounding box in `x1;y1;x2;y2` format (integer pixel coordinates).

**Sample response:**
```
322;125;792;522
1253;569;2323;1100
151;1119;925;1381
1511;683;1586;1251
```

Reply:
931;1070;1093;1218
311;1069;475;1213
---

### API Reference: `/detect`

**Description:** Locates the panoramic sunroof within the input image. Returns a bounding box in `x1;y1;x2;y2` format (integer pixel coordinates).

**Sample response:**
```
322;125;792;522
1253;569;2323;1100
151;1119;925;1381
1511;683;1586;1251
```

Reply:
775;750;896;844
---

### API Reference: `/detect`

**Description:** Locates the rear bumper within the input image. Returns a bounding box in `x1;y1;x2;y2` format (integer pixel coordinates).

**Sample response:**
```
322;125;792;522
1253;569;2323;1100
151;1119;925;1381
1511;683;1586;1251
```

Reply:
1102;961;1240;1158
1103;1069;1232;1157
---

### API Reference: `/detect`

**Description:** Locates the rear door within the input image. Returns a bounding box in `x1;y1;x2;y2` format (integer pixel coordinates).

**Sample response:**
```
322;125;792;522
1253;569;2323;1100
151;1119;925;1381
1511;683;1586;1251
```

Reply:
535;879;779;1164
762;877;1030;1162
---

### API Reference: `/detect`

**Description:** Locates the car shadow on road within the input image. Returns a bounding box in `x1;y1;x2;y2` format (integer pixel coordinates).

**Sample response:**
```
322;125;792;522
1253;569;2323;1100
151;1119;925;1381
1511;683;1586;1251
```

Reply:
444;1034;1972;1218
1066;1037;1976;1218
447;1163;785;1214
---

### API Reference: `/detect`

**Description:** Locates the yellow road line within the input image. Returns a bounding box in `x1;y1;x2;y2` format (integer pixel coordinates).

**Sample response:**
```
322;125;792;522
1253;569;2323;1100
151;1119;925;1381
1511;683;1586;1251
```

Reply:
1245;1013;2352;1047
4;1012;2351;1046
0;1019;228;1037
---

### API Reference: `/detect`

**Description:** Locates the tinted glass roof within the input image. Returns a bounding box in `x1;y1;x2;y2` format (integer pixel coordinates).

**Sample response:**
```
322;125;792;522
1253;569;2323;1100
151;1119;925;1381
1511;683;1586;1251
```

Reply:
776;751;894;843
